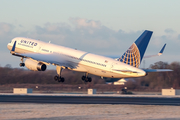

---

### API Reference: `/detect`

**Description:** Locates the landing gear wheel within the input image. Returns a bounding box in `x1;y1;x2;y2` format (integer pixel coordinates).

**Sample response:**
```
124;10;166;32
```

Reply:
61;77;65;82
85;78;89;82
82;76;86;81
58;77;61;82
82;75;92;82
54;76;59;81
58;77;65;82
88;77;92;82
19;63;25;67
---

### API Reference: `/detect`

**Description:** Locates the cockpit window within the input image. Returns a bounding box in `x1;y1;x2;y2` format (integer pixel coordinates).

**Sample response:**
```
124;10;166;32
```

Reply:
10;40;14;43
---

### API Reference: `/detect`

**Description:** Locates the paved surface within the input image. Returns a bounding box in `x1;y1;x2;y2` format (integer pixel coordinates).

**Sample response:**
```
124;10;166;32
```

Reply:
1;94;180;105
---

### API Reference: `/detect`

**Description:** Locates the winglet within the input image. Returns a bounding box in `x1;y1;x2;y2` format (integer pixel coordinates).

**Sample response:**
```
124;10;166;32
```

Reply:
158;43;166;55
11;41;16;53
143;43;166;58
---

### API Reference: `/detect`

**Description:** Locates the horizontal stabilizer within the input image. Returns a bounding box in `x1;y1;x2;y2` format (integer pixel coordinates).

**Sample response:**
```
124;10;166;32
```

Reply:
142;69;173;73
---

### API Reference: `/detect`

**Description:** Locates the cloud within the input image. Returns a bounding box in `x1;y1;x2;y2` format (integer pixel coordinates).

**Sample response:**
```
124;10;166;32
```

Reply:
164;28;175;34
2;18;178;55
149;28;180;47
0;22;14;36
178;34;180;40
35;22;71;35
69;18;101;28
29;19;145;55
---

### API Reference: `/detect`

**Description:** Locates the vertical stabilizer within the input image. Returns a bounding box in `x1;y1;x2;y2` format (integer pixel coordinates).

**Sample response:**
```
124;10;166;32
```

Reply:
118;30;153;68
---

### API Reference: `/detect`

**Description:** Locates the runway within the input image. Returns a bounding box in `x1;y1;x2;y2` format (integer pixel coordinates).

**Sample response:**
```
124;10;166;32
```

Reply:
1;94;180;105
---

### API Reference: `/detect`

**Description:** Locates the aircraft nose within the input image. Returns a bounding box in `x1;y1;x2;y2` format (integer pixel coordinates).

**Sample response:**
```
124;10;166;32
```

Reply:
7;43;12;51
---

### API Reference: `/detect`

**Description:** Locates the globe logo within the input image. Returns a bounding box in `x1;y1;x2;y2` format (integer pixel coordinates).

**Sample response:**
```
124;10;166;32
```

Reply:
118;43;140;68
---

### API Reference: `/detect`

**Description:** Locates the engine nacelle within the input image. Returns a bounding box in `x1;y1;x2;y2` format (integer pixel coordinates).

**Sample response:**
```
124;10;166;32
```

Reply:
25;59;47;71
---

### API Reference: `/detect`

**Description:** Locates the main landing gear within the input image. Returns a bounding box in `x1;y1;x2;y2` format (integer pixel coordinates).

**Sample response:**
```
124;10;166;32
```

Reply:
81;73;92;82
54;66;65;82
20;57;25;67
53;66;92;83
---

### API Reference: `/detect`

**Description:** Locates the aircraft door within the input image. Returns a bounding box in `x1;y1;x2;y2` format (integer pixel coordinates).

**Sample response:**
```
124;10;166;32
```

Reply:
33;42;41;53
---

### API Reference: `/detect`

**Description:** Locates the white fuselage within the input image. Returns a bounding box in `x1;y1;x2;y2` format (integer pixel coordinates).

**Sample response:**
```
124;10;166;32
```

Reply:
7;37;146;78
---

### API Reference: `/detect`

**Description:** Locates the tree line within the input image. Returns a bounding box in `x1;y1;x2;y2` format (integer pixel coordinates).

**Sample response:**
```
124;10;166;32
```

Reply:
0;61;180;90
126;61;180;90
0;65;104;85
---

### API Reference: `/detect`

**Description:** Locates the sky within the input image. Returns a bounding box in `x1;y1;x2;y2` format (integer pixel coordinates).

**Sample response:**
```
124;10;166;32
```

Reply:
0;0;180;68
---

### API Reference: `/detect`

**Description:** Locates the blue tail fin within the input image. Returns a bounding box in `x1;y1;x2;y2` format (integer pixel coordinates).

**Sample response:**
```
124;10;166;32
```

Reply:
118;30;153;68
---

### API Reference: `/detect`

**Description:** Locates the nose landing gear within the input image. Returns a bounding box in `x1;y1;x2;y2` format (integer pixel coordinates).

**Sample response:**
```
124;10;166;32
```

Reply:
19;57;25;67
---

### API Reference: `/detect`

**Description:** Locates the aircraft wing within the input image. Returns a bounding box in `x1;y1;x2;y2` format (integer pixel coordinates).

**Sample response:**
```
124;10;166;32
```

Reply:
142;69;173;73
12;52;76;69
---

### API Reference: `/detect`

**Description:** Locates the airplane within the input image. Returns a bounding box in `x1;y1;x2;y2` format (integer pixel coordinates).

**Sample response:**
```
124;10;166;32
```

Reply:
7;30;172;83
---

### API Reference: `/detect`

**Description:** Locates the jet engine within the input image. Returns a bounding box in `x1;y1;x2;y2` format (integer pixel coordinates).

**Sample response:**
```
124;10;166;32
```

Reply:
25;59;47;71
